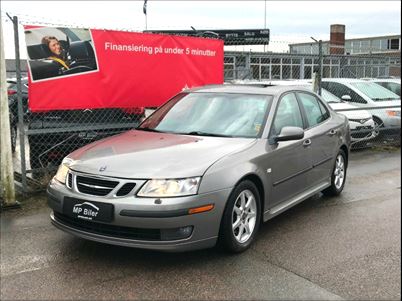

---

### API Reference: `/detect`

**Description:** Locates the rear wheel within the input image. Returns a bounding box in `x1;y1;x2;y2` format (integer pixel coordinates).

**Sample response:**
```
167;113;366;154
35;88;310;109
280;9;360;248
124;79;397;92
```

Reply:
219;180;261;253
323;149;347;196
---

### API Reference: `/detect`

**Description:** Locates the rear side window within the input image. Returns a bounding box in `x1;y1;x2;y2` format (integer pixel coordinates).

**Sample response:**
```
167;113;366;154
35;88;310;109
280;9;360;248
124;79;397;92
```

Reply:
297;92;329;128
271;93;304;136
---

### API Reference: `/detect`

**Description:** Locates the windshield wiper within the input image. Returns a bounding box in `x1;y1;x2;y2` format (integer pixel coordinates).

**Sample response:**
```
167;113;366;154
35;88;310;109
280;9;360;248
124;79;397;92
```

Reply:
181;131;234;138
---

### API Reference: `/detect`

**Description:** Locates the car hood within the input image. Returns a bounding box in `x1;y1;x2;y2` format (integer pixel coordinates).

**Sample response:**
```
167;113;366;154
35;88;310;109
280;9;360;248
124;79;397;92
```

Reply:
370;100;401;107
329;102;372;119
68;130;256;179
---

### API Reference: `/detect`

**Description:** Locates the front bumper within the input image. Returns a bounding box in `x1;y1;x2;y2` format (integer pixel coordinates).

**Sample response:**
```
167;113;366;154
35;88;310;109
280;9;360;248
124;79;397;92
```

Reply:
349;119;376;143
48;178;232;252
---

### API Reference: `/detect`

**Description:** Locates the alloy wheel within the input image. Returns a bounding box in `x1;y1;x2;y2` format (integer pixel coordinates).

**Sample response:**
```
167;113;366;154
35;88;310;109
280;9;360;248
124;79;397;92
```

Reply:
334;154;345;190
232;189;257;243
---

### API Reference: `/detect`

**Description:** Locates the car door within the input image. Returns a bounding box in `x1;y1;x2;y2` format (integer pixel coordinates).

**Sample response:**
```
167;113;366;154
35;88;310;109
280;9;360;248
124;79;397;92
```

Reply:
266;92;312;207
296;92;340;186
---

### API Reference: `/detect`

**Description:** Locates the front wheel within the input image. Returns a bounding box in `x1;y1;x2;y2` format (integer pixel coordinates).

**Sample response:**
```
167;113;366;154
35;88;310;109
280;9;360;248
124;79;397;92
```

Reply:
323;149;347;196
219;180;261;253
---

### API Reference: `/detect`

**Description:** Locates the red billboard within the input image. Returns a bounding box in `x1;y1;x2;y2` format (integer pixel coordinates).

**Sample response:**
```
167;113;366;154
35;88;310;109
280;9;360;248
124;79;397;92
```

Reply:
24;27;224;111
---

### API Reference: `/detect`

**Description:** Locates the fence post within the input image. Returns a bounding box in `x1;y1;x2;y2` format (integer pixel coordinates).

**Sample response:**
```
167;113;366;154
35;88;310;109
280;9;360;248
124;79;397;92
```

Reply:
318;39;322;96
0;17;20;209
11;16;28;193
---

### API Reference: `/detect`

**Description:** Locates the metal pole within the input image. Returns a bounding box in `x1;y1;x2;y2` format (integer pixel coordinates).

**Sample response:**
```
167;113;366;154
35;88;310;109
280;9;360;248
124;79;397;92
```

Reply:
0;16;19;209
318;39;323;96
12;16;27;193
263;0;266;52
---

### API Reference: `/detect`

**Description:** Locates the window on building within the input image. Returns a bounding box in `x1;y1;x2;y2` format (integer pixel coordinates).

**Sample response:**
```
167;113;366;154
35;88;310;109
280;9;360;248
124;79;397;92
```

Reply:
272;65;281;79
236;56;246;67
292;65;300;79
261;65;270;79
388;39;399;50
251;65;260;80
282;65;291;79
304;66;312;79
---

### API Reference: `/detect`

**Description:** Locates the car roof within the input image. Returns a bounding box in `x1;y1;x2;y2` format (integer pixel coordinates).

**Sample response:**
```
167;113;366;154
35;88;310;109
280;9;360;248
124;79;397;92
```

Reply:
373;78;401;83
188;84;312;95
322;78;374;83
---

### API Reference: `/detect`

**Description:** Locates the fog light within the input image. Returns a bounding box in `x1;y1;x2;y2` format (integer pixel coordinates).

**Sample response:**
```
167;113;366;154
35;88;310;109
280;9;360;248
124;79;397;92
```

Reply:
160;226;193;240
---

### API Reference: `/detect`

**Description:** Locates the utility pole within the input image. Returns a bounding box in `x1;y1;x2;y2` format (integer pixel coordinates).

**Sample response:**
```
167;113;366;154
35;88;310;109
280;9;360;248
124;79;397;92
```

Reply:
0;17;19;209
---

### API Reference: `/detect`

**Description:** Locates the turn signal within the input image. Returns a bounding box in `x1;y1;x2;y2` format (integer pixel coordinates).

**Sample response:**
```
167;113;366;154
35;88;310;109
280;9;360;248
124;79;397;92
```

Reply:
188;204;214;215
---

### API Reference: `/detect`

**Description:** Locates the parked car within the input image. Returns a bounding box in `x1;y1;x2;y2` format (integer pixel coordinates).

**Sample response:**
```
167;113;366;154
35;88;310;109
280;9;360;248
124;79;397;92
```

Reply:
48;85;351;253
321;79;401;139
233;80;376;145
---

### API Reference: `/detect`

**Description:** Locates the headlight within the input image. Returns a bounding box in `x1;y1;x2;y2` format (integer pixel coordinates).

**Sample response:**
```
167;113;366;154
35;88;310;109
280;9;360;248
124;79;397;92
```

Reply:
54;158;74;184
386;110;401;117
137;177;201;197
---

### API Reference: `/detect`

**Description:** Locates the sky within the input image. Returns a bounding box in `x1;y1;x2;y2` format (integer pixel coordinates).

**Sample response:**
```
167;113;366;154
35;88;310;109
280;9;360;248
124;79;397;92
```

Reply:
1;0;401;58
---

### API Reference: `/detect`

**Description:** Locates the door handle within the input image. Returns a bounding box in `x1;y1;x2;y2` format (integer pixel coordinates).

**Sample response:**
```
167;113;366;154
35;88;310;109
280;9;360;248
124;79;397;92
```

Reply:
303;139;312;147
328;129;337;136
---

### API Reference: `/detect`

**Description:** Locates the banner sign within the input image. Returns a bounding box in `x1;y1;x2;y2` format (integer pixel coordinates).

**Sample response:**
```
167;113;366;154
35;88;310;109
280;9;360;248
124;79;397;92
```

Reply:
145;29;270;45
24;26;224;111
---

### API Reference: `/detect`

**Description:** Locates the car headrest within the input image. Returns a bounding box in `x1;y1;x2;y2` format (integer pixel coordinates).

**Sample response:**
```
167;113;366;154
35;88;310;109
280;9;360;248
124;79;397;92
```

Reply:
27;44;51;60
69;41;95;60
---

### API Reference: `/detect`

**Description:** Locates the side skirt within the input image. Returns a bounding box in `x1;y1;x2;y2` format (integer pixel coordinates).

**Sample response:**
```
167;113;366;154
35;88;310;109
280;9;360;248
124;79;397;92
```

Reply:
263;180;331;222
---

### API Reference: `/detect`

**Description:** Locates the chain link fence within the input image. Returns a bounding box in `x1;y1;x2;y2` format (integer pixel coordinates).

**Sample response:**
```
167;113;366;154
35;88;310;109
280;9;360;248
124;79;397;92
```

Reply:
3;16;400;193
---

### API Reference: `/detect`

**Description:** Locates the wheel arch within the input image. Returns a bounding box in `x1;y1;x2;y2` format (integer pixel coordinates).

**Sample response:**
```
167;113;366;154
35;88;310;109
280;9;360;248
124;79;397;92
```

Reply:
234;173;265;223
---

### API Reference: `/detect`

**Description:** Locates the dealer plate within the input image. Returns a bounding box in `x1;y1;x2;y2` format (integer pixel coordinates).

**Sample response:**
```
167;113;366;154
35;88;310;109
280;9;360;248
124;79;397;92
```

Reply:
63;197;114;222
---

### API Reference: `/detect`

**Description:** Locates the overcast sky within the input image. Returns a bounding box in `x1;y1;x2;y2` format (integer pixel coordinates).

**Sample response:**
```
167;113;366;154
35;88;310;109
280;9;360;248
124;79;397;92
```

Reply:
1;0;401;58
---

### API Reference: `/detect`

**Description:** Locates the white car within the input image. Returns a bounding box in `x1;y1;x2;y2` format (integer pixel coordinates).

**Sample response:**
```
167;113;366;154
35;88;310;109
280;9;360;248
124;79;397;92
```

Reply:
236;80;376;144
321;79;401;139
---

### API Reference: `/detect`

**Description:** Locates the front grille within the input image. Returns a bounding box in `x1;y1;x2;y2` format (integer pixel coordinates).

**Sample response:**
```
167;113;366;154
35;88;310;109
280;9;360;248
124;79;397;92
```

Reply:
54;212;161;240
116;183;136;196
76;175;119;196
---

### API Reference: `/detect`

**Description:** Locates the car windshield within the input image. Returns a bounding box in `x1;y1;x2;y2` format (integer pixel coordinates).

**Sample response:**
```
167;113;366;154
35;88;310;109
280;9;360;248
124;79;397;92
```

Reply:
350;82;400;101
138;92;272;138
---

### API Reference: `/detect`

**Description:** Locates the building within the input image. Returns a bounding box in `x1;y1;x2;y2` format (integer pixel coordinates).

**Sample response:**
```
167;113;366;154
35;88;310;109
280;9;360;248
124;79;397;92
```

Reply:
290;34;401;56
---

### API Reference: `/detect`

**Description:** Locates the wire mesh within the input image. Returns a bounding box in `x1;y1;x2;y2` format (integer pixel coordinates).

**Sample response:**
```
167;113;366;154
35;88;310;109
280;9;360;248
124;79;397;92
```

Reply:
4;17;400;191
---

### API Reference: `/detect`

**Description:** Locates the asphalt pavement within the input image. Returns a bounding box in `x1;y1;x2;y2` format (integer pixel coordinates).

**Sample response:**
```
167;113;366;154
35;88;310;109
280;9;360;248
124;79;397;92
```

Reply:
1;148;400;300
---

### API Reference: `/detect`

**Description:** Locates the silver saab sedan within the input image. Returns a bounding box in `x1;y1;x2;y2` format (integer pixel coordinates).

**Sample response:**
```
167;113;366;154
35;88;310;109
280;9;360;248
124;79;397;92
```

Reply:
48;85;351;253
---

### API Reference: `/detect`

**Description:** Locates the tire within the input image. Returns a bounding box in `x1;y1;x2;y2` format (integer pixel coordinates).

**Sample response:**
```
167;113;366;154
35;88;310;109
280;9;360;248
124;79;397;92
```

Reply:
373;116;384;141
323;149;347;196
219;180;261;253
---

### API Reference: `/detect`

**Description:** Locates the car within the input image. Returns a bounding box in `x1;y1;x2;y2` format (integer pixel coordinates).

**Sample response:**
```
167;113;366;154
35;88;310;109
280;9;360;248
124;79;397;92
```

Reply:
235;80;376;145
47;84;351;253
321;79;401;140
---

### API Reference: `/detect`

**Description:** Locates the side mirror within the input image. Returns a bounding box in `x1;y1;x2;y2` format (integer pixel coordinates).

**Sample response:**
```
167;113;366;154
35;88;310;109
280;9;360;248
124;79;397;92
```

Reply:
275;126;304;142
341;95;352;101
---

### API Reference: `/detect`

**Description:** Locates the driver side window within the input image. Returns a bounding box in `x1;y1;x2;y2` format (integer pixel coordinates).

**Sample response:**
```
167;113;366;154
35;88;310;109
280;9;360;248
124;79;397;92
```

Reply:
271;93;304;137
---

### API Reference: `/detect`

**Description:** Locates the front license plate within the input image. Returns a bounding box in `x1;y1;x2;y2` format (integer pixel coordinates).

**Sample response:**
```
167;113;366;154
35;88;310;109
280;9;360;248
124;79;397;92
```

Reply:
63;197;114;222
